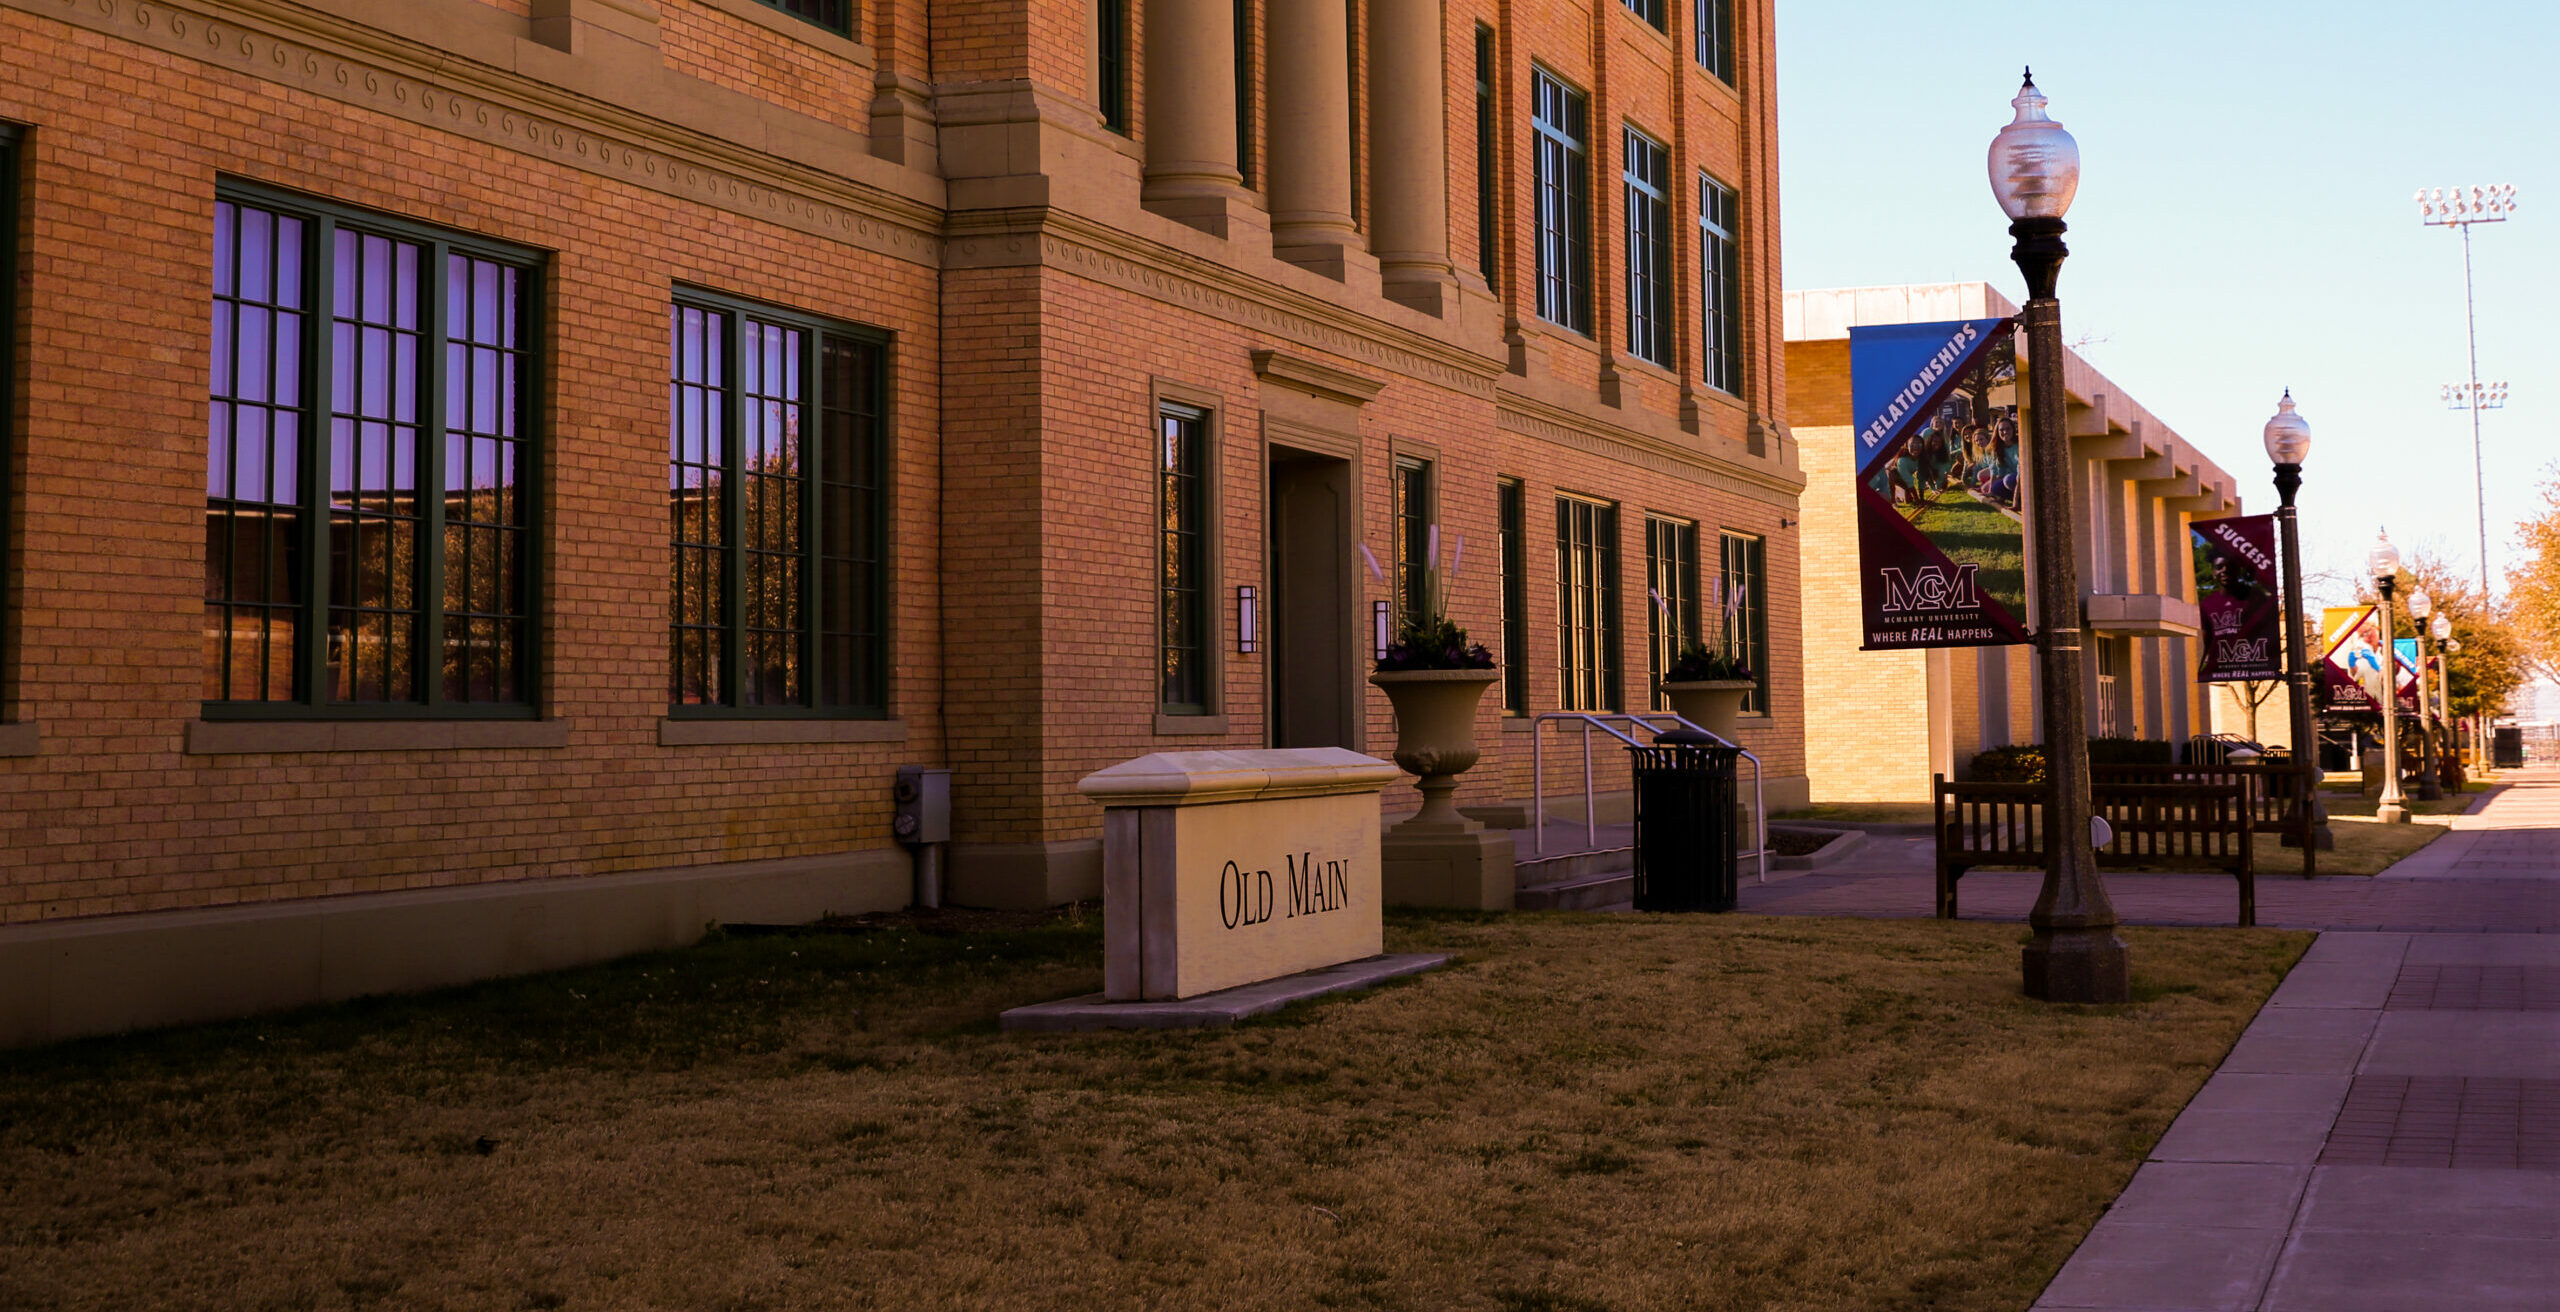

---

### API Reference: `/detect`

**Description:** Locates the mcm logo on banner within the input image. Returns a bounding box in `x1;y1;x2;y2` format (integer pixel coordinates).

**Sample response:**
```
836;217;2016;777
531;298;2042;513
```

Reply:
1877;564;1981;614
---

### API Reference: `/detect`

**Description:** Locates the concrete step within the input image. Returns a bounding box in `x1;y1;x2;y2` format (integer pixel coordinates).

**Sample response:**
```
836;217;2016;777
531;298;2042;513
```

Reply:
1513;844;1633;890
1514;869;1634;911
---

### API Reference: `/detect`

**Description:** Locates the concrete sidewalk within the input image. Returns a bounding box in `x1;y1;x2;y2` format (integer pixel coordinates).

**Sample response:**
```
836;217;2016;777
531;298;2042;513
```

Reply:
2025;768;2560;1311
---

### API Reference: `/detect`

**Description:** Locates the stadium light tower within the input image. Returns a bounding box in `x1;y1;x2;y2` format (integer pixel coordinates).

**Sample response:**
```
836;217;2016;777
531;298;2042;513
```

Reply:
2415;183;2518;597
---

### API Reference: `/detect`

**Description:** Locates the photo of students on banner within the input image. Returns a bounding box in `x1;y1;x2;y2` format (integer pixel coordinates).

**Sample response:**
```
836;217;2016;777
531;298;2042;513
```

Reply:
2319;605;2421;714
2191;514;2281;682
1850;317;2031;650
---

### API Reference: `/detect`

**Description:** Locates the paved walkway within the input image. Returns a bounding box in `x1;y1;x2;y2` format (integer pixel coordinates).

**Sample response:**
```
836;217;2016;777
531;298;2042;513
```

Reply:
1758;769;2560;1311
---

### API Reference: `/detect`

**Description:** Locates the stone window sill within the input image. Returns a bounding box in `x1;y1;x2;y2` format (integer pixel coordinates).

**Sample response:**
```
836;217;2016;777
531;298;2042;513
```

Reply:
658;718;906;746
186;719;571;755
1154;713;1230;736
0;722;36;758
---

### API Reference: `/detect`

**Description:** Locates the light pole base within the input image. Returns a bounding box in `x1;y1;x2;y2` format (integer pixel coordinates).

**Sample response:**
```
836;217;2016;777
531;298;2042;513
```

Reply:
2023;929;2131;1003
2376;801;2412;825
2286;823;2338;852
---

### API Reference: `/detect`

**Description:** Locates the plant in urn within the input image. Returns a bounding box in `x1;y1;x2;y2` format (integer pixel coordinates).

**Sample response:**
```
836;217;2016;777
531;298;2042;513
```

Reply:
1366;531;1497;827
1655;583;1755;740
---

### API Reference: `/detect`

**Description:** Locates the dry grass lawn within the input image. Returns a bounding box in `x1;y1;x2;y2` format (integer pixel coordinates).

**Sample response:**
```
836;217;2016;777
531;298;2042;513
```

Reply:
0;911;2306;1312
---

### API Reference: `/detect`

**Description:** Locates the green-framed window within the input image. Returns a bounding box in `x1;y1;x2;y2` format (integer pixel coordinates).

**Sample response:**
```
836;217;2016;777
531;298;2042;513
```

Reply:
748;0;853;36
1646;516;1700;711
0;124;16;673
1701;173;1743;396
1392;456;1434;627
1158;403;1212;714
1624;125;1674;368
1097;0;1131;133
1531;68;1592;334
1719;530;1768;713
668;290;889;716
1498;477;1527;714
1475;25;1498;284
203;182;541;716
1556;494;1619;712
1695;0;1735;83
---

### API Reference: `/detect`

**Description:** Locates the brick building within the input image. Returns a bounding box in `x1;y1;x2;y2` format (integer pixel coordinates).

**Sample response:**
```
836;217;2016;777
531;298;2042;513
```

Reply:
0;0;1801;1042
1785;284;2241;802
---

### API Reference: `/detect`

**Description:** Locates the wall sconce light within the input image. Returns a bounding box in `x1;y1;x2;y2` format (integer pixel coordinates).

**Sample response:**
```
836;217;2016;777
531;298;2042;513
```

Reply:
1373;600;1391;660
1236;585;1258;654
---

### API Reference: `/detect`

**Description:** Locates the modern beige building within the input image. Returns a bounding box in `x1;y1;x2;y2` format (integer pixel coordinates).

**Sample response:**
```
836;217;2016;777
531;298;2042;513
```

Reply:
1784;284;2243;801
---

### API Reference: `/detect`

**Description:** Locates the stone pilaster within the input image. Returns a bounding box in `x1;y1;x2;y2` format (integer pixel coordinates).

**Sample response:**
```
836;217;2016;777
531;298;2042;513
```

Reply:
1140;0;1262;238
1367;0;1455;314
1264;0;1371;282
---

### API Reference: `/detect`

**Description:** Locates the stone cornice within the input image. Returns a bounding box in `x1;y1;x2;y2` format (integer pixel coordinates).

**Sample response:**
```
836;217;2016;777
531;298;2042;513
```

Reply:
1250;351;1384;406
947;209;1504;399
1496;395;1808;506
6;0;947;267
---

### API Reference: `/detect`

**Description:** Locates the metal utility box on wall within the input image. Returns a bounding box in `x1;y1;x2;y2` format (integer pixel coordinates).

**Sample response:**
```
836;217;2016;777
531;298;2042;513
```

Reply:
893;767;950;845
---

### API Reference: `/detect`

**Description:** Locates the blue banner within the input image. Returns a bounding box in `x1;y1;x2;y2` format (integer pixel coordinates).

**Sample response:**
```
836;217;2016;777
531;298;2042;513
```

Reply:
1849;318;2029;649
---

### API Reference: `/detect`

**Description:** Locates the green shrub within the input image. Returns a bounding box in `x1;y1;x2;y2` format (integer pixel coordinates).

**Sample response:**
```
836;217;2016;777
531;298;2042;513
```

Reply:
1970;745;2045;783
1968;738;2172;783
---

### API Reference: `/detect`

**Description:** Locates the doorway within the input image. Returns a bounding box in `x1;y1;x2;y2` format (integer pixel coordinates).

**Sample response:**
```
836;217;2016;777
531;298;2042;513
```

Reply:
1269;447;1356;749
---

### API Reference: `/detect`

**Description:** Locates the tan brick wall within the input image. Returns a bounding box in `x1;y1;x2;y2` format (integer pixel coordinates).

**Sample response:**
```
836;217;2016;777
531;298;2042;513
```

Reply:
1794;421;1933;802
0;4;940;923
0;0;1802;926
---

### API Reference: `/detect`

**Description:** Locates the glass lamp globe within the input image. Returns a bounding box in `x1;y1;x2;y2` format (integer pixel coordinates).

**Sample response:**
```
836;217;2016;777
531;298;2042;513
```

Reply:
2447;638;2463;654
1988;70;2081;221
2367;531;2401;585
2434;614;2453;641
2262;390;2312;466
2409;588;2433;620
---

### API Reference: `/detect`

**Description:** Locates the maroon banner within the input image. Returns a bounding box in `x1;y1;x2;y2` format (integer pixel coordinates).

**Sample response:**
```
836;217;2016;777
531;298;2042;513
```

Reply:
2191;514;2281;682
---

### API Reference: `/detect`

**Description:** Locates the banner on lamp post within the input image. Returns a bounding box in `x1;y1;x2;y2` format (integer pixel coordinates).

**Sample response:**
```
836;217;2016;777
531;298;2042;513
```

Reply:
2191;514;2282;682
2393;640;2425;715
2317;605;2421;715
1850;318;2032;650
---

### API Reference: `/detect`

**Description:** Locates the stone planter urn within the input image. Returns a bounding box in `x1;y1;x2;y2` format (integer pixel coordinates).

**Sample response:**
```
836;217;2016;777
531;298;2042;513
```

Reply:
1659;679;1754;741
1369;667;1500;825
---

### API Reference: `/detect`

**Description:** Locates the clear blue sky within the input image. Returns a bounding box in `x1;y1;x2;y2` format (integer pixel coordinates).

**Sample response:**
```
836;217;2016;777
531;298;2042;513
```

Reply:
1777;0;2557;609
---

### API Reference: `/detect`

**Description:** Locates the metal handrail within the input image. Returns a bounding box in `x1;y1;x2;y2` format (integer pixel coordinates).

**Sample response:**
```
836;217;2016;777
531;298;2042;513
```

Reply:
1529;712;1769;884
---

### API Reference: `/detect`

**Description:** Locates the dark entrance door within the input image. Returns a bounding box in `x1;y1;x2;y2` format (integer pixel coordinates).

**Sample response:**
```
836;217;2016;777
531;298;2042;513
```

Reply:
1269;447;1356;749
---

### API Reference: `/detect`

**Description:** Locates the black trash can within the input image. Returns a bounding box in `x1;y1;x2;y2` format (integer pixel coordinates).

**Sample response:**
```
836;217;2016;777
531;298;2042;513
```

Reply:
1629;729;1741;912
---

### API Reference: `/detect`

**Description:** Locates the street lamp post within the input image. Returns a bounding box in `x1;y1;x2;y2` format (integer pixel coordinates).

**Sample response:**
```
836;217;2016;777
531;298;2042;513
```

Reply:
1991;71;2126;1003
2407;588;2441;801
2370;531;2410;825
2263;392;2332;859
2434;616;2457;781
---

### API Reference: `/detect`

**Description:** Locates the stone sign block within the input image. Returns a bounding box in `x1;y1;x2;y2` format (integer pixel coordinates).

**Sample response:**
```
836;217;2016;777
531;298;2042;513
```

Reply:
1079;748;1402;1002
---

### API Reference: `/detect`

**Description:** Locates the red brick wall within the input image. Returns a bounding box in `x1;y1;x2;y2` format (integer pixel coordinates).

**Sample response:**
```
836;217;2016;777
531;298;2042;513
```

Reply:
660;1;875;134
0;4;940;923
0;0;1800;924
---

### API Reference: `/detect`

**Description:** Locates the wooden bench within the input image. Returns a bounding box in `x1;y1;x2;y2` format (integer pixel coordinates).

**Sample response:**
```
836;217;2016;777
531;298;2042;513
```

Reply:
1934;776;2258;926
2092;761;2316;876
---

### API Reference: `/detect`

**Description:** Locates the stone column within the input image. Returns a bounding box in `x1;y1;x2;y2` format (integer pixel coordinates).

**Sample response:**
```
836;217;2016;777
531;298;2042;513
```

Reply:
1367;0;1454;313
1142;0;1258;238
1264;0;1367;279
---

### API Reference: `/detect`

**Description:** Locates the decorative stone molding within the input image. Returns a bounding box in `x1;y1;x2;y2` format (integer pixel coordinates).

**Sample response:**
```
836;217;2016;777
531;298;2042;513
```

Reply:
657;718;907;746
8;0;945;267
185;719;573;754
1497;397;1807;506
1250;350;1384;407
